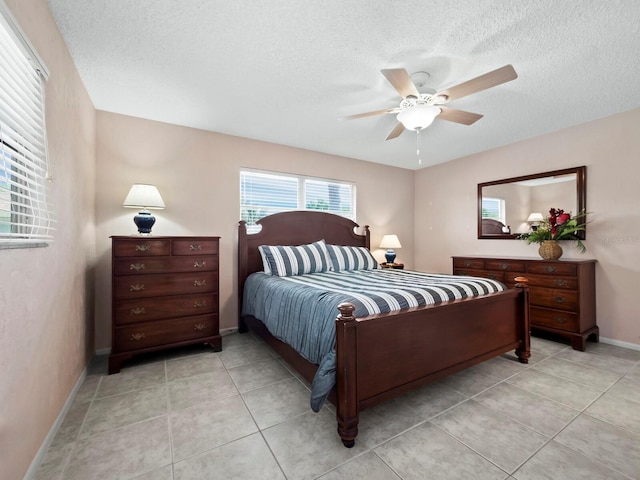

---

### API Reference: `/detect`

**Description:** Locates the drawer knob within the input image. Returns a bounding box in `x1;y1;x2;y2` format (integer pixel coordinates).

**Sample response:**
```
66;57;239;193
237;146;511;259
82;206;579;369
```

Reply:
554;317;568;324
129;284;145;292
194;300;207;308
190;244;202;251
130;263;145;271
500;263;509;270
130;332;146;341
194;323;207;331
135;244;151;252
130;307;146;316
554;279;568;287
194;279;207;287
194;261;206;268
464;261;472;267
544;266;557;273
554;296;566;303
488;274;498;280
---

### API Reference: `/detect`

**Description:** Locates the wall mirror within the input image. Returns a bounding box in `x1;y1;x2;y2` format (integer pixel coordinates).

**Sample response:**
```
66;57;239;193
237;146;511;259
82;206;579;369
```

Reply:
477;166;586;240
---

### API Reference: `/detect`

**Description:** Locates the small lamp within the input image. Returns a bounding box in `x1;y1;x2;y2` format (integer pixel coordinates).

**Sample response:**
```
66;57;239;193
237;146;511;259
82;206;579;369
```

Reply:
527;212;544;231
123;184;165;234
379;234;402;264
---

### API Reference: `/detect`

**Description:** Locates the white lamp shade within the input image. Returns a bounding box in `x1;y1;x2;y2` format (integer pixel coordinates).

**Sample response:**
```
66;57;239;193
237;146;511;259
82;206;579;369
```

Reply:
527;212;544;223
397;105;441;131
123;184;165;210
379;234;402;249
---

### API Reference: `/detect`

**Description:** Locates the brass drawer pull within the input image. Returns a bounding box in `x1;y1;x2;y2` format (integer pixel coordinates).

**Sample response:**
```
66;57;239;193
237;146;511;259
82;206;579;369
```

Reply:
135;244;151;252
488;274;498;280
194;261;206;268
194;279;207;287
129;284;145;292
130;263;145;271
194;323;207;331
130;332;146;341
500;263;509;270
190;244;202;251
554;279;568;287
554;317;568;324
544;266;557;273
464;261;472;267
554;296;566;303
130;307;146;315
194;300;207;308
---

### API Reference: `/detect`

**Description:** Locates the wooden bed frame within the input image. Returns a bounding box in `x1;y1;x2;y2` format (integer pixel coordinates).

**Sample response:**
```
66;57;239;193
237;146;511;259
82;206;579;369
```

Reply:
238;211;530;447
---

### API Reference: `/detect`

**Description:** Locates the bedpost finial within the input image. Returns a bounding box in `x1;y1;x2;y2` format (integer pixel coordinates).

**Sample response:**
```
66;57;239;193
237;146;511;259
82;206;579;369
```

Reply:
514;276;529;288
337;303;356;322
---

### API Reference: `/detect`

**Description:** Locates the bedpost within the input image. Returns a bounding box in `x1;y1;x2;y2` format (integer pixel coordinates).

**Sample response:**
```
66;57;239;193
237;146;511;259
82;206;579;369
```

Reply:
335;302;358;448
514;276;531;364
363;225;370;250
238;220;249;333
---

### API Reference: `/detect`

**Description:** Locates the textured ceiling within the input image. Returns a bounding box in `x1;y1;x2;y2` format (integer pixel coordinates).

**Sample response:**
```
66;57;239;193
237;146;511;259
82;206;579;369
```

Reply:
46;0;640;170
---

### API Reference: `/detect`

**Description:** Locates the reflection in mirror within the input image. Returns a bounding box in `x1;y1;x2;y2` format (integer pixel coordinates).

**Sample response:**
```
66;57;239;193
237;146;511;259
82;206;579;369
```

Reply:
478;166;586;240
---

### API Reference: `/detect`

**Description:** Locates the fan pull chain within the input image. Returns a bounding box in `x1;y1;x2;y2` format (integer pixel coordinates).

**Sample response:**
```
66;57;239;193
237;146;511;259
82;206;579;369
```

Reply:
416;129;422;165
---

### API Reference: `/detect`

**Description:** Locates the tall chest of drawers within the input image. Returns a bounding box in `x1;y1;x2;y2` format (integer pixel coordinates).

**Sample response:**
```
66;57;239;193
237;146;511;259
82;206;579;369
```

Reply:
452;256;597;351
109;236;221;374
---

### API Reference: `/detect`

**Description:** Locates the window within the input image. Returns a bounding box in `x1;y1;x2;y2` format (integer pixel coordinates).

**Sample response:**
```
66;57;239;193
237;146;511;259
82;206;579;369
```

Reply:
240;169;355;232
481;196;506;224
0;4;53;248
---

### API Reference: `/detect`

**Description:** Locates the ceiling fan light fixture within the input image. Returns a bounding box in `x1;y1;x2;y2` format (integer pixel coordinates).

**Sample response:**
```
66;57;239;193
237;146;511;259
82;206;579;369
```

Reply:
397;104;441;131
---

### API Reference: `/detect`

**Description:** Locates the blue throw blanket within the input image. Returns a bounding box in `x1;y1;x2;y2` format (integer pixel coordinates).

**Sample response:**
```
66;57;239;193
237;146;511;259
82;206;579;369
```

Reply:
241;269;505;411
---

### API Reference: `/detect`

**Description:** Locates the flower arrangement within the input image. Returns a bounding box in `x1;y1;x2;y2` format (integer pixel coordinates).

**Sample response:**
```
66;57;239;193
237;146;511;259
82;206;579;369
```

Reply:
519;208;588;253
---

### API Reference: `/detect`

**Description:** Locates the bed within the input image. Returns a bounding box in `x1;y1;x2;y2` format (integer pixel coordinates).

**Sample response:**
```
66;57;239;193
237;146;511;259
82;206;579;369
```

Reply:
238;211;530;447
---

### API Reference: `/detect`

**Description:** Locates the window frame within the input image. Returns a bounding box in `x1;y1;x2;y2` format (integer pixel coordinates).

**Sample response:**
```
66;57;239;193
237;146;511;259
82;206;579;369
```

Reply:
240;168;356;233
0;2;53;249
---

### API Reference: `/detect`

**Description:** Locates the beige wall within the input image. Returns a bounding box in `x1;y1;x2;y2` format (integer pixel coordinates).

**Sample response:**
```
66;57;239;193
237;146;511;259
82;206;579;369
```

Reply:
0;1;96;479
415;108;640;347
94;112;415;350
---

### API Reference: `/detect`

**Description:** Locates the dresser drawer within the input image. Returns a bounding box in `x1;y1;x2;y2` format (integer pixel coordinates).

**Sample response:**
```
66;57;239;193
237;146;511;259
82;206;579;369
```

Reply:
113;255;218;275
484;260;526;272
454;269;504;282
504;272;577;290
529;287;578;312
531;307;579;332
113;239;170;257
172;239;219;256
113;314;218;351
526;262;577;276
114;293;218;325
113;272;217;299
453;258;484;269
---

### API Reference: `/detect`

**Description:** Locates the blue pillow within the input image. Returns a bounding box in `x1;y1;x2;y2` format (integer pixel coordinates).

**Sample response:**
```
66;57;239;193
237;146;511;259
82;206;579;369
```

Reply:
258;240;332;277
326;244;378;271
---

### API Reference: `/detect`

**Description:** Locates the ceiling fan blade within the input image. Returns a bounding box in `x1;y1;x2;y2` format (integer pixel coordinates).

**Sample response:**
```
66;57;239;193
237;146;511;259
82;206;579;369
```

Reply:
381;68;420;99
436;65;517;103
339;107;399;121
385;122;405;140
437;106;484;125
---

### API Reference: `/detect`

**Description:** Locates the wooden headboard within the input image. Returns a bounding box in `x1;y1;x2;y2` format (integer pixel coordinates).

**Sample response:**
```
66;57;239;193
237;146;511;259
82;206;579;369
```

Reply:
237;211;370;323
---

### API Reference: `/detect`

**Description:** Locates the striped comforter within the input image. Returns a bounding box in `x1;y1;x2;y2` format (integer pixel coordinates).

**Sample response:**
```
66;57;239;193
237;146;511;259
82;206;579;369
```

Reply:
241;269;505;410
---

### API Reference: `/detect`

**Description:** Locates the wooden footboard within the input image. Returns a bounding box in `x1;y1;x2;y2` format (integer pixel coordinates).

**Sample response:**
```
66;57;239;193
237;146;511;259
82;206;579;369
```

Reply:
335;280;530;447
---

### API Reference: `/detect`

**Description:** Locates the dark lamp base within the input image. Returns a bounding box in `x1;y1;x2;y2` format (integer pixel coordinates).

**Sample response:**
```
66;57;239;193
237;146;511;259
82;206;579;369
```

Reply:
385;250;397;264
133;211;156;234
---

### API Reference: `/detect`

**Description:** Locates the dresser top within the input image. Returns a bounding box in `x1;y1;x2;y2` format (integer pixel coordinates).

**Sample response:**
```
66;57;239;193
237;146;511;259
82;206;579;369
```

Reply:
452;255;596;264
111;235;220;239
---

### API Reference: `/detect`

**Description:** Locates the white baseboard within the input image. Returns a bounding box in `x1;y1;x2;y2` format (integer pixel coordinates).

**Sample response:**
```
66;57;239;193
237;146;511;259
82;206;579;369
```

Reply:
23;366;87;480
600;336;640;351
94;347;111;355
221;327;238;336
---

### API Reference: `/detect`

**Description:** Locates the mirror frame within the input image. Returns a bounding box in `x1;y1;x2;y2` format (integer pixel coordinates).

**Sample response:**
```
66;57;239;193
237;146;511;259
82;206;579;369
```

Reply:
477;166;586;240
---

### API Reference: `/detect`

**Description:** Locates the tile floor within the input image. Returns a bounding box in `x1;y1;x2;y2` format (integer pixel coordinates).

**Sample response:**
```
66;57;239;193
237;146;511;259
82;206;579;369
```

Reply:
34;333;640;480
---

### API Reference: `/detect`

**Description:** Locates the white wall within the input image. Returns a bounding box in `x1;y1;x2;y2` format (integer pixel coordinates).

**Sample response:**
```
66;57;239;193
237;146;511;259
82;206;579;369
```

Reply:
94;112;415;350
415;108;640;347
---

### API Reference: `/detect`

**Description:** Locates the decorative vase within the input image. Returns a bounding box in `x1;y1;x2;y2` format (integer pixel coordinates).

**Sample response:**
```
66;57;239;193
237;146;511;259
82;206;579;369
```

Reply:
538;240;563;260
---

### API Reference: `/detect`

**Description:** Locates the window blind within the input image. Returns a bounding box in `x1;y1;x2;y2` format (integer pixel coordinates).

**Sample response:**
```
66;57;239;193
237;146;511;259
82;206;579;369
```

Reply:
240;169;355;232
0;3;54;247
481;197;505;223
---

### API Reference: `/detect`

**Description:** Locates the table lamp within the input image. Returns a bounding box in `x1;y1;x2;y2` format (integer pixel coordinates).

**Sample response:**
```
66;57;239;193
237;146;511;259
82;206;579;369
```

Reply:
123;184;165;234
379;234;402;264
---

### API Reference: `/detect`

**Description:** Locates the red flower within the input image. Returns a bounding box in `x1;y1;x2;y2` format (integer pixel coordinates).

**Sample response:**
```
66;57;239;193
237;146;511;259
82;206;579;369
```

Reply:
557;213;571;225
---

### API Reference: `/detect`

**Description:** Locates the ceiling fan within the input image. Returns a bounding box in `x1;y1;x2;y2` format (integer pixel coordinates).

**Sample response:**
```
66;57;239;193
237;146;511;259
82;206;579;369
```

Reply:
342;64;518;140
